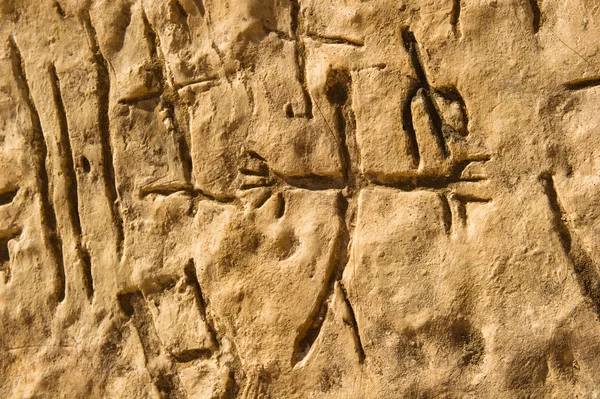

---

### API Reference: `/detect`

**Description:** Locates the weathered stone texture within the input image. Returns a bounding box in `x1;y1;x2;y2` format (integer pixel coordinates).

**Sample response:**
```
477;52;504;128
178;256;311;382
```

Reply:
1;0;600;397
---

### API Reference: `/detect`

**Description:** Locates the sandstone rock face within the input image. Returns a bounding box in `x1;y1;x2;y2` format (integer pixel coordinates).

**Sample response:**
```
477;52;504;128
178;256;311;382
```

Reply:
1;0;600;397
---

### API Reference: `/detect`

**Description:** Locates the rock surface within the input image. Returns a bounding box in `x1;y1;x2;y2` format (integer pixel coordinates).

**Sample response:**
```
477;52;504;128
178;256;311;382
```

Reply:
1;0;600;397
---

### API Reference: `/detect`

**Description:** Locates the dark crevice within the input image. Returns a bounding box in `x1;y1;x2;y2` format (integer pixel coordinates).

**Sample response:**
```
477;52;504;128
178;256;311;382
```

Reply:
8;35;65;303
326;69;363;195
81;12;124;258
172;348;212;363
80;247;94;301
402;29;450;159
275;192;286;218
174;0;188;20
81;156;91;173
439;193;452;234
160;100;194;185
140;183;192;198
539;173;600;317
528;0;541;34
0;187;19;206
367;156;490;191
452;194;491;226
53;1;65;17
184;260;219;349
338;282;366;363
402;29;427;86
450;0;461;34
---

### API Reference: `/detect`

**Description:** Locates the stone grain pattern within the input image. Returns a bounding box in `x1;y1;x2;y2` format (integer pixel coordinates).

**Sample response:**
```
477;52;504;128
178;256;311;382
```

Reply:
0;0;600;398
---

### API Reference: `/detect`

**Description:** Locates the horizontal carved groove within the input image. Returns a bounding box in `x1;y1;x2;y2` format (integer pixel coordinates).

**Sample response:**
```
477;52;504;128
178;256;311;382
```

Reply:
0;187;19;206
172;348;212;363
306;33;364;47
564;77;600;91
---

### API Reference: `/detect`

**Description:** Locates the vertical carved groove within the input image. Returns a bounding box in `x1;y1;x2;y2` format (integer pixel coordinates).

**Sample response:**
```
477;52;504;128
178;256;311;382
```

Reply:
439;193;452;234
528;0;541;33
184;260;218;349
81;11;124;257
48;64;82;238
339;282;366;363
142;10;194;186
293;194;349;365
50;63;96;301
402;28;450;159
539;174;600;316
402;82;421;168
290;0;313;118
80;247;94;300
118;292;186;398
293;68;367;366
8;35;65;303
450;0;461;36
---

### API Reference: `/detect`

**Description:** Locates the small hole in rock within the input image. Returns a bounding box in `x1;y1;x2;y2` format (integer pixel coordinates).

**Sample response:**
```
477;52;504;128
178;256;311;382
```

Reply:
81;156;91;173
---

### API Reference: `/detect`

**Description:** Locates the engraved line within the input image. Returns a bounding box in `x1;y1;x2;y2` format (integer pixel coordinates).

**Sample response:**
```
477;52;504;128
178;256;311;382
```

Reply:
118;292;187;398
184;260;219;350
450;0;461;36
81;12;124;257
306;33;364;47
49;64;96;301
8;35;66;302
539;173;600;316
48;64;82;238
338;282;366;363
290;0;313;118
528;0;541;33
564;76;600;91
0;187;19;206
